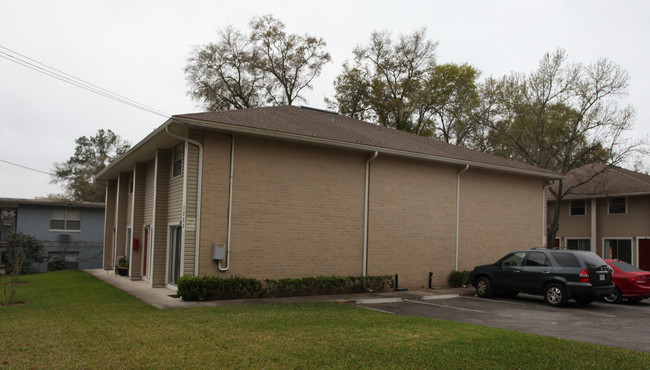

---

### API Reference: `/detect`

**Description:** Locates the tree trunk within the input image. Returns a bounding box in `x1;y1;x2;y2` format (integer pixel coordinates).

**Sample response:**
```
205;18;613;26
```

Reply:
546;180;564;249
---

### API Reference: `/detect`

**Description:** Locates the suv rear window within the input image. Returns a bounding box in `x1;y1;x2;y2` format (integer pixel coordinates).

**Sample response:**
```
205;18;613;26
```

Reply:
551;252;580;268
578;252;608;268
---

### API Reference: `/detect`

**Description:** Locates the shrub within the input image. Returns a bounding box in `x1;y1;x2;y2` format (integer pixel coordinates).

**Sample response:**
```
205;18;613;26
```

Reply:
448;270;470;287
178;274;395;301
48;255;68;271
178;275;264;301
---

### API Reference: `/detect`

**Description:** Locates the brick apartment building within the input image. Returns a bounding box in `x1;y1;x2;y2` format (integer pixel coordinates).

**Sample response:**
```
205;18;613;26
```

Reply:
96;105;559;290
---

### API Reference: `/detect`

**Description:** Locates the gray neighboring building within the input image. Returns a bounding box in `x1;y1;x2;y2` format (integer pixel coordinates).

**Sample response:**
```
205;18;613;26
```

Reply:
0;198;104;272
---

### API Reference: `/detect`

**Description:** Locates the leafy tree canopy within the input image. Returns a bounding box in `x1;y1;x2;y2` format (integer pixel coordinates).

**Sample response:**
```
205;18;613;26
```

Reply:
52;129;130;202
327;29;481;145
185;15;331;110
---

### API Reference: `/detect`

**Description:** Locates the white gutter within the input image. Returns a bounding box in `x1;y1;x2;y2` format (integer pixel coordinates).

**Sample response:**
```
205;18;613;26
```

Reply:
165;125;204;276
455;164;470;271
363;151;379;277
219;134;235;272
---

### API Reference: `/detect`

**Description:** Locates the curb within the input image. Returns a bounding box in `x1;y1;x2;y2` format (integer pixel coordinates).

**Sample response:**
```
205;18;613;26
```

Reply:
355;292;475;304
420;294;460;300
355;298;404;304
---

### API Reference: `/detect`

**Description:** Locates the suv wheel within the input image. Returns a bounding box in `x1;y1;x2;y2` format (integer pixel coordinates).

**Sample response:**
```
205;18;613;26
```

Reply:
603;286;622;304
544;283;567;307
475;277;494;298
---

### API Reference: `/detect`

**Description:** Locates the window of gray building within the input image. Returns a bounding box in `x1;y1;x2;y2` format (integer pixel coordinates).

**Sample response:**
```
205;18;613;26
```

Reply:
50;209;81;231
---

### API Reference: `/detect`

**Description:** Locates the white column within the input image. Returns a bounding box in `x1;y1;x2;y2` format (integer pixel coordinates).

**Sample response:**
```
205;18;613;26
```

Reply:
590;198;597;253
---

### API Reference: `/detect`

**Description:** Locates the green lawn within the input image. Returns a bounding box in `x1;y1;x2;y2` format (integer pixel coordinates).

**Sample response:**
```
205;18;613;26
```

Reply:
1;270;648;368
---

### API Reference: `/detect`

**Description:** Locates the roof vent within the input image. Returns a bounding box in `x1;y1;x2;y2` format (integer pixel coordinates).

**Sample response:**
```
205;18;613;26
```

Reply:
299;106;339;115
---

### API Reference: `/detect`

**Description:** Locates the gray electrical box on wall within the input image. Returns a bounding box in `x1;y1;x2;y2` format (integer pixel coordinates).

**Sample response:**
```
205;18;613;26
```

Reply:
213;243;226;260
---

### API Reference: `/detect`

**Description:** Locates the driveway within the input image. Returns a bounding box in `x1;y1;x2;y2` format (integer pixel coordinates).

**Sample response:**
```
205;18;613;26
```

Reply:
356;294;650;353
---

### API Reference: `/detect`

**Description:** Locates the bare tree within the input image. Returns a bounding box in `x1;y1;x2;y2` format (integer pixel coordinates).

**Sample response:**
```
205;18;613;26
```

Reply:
477;49;642;247
186;15;331;110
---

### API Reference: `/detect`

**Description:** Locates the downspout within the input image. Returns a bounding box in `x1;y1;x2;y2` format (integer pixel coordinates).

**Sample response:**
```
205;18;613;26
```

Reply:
219;134;235;272
455;164;470;271
165;124;204;276
363;151;379;277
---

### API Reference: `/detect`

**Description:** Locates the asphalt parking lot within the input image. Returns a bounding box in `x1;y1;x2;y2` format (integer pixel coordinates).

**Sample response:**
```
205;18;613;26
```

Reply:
356;294;650;353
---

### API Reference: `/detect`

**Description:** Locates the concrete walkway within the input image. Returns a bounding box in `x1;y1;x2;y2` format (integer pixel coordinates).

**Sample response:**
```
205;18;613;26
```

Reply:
85;269;475;309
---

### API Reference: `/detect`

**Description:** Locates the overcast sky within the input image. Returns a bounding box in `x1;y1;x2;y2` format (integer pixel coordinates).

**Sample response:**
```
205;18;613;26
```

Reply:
2;0;649;199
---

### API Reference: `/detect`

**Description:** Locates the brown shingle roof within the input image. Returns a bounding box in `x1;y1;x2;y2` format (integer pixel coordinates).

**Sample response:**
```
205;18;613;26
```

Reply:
548;163;650;199
174;105;559;178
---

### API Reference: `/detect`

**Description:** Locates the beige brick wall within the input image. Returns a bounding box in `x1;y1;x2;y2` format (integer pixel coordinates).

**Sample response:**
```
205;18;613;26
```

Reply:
367;155;457;288
105;129;549;290
198;132;232;276
200;135;366;279
459;169;544;271
195;135;547;289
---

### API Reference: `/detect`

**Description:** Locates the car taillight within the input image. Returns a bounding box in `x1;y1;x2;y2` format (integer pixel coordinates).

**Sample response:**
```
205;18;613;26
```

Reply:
579;269;590;283
631;276;648;285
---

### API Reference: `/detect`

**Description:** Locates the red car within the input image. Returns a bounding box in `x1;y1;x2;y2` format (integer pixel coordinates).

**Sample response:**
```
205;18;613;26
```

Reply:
603;259;650;303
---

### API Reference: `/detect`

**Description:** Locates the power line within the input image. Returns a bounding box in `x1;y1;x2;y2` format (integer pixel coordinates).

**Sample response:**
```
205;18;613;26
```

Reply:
0;45;171;118
0;158;53;176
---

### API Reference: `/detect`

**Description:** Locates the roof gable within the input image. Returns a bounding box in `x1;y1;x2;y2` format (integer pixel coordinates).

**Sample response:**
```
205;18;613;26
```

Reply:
549;163;650;199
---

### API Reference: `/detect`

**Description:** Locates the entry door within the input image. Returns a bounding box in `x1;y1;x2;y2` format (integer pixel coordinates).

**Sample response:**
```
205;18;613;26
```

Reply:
639;239;650;270
168;226;182;285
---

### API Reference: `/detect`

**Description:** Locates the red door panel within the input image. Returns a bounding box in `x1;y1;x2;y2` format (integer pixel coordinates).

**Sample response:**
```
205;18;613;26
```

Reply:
639;239;650;271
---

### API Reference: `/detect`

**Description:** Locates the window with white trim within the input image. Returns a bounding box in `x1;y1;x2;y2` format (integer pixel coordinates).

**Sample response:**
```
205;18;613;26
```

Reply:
172;143;183;178
570;199;586;216
608;197;626;214
50;209;81;231
567;239;590;251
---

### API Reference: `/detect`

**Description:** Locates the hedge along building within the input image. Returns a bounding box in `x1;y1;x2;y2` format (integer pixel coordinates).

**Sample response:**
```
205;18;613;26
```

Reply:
96;105;560;290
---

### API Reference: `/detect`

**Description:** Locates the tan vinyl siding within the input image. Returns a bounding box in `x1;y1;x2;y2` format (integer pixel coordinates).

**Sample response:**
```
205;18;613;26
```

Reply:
102;180;117;269
168;149;184;224
130;163;146;278
152;149;170;287
551;199;591;239
144;160;155;225
183;142;199;275
599;195;650;236
143;159;155;280
115;172;130;260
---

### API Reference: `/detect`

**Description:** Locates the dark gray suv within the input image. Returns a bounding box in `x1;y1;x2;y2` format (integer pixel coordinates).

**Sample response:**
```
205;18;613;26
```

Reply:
469;249;615;307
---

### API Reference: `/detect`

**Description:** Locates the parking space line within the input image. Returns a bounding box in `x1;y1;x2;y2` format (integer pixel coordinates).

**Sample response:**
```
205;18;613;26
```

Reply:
405;299;487;313
463;296;530;306
358;306;397;315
